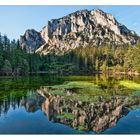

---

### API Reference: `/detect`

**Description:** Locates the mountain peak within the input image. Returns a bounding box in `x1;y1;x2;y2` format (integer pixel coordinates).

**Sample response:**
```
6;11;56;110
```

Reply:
20;29;45;53
19;9;139;55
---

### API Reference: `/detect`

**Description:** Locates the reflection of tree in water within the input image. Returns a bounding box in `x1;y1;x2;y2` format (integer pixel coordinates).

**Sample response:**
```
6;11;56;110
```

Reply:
0;90;44;116
0;93;21;116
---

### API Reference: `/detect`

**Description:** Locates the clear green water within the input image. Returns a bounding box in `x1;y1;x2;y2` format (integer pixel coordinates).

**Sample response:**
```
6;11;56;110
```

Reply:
0;74;140;134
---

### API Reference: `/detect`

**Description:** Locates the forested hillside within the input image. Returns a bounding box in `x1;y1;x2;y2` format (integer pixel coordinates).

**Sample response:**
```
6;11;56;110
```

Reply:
0;33;140;76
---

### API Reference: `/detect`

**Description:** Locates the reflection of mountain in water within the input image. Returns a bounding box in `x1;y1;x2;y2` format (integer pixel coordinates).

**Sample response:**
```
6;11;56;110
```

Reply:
0;87;140;133
40;92;122;132
36;87;140;133
20;91;45;112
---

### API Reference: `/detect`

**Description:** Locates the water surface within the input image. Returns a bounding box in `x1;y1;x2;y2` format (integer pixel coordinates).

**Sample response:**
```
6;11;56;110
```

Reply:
0;75;140;134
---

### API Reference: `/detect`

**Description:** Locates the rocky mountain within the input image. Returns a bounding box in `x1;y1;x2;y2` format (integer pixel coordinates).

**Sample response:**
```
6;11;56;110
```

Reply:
20;9;139;55
19;29;45;53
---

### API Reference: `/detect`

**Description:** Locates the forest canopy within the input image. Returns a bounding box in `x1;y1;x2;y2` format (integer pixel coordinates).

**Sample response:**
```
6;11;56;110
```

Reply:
0;33;140;76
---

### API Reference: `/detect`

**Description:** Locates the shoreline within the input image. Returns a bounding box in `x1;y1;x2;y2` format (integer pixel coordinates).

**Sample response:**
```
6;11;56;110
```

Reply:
99;70;140;76
0;71;139;78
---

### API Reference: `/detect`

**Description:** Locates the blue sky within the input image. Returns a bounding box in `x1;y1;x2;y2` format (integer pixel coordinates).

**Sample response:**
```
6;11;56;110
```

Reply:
0;5;140;40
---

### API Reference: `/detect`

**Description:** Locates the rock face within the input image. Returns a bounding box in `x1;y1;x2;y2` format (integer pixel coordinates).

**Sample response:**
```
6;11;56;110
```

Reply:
19;29;45;53
20;9;139;55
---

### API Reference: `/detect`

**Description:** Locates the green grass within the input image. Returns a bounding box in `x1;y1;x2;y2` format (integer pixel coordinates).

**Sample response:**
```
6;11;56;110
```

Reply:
120;80;140;90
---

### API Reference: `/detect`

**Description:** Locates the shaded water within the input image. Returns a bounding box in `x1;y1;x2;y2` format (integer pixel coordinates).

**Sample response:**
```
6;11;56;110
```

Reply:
0;74;140;134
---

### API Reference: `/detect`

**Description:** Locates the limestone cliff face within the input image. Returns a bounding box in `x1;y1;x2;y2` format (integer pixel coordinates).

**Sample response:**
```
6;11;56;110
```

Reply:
19;29;45;53
20;9;139;55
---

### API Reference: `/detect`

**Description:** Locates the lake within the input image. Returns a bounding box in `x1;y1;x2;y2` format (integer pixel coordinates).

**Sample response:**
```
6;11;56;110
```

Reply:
0;74;140;134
